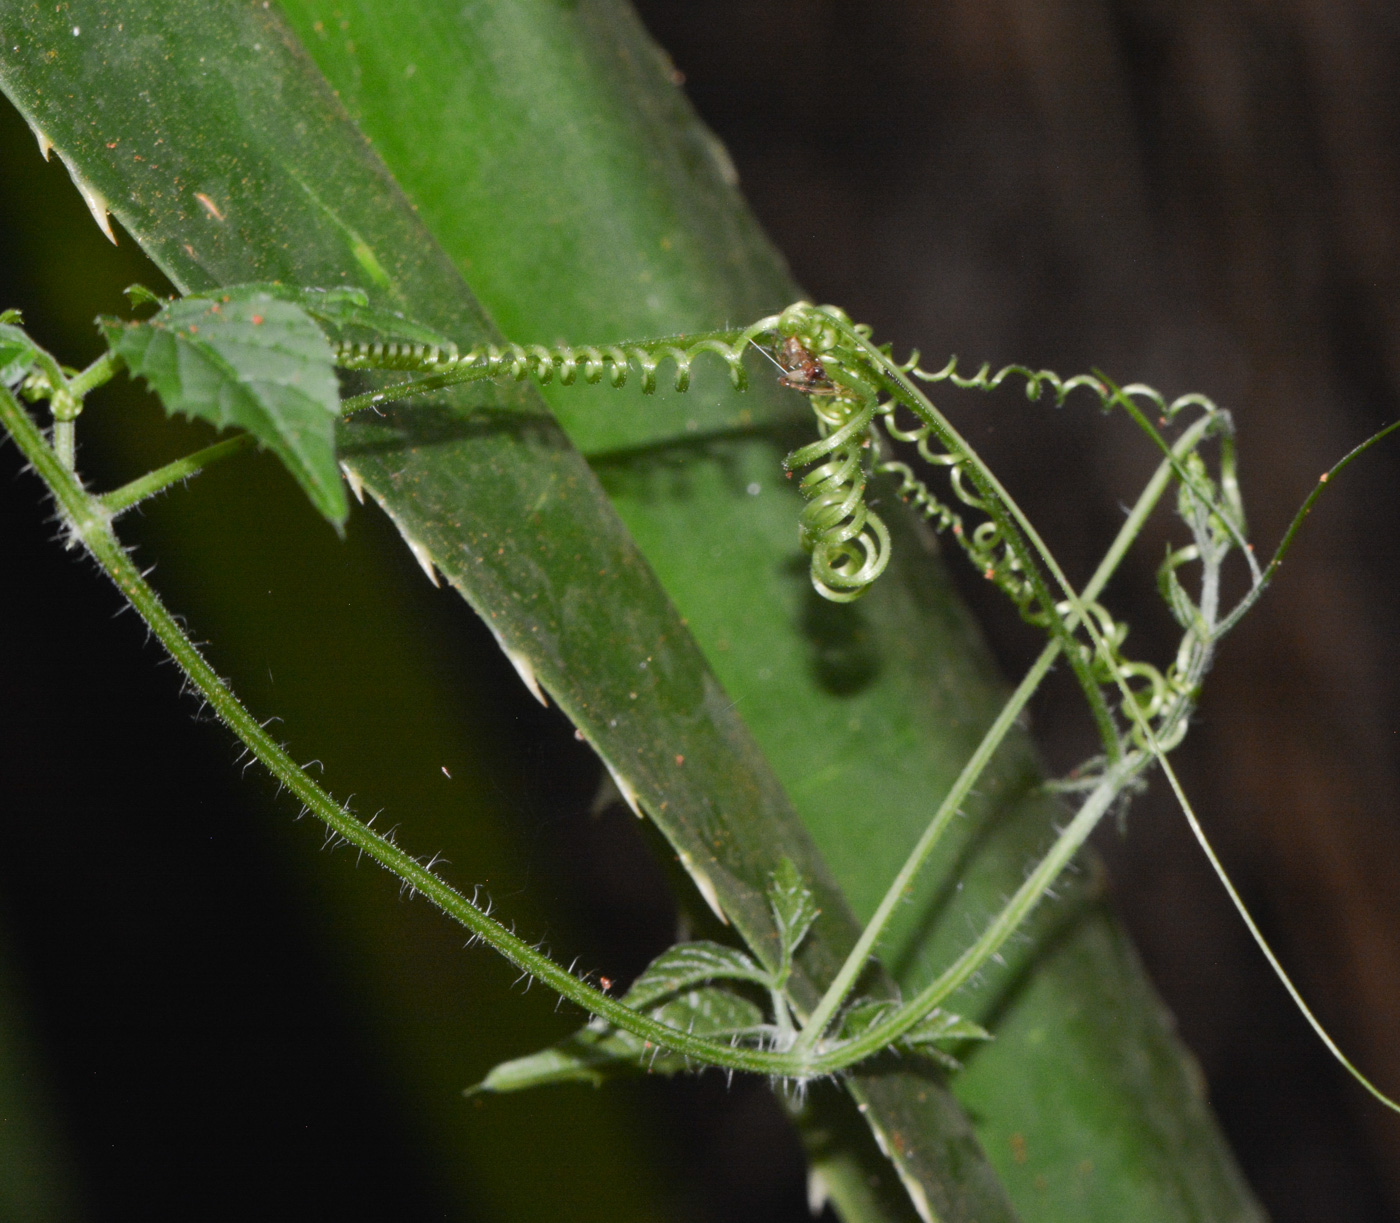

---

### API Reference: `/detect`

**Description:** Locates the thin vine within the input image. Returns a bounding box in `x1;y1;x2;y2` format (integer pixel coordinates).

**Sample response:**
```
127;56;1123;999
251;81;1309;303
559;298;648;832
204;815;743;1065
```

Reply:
3;292;1396;1111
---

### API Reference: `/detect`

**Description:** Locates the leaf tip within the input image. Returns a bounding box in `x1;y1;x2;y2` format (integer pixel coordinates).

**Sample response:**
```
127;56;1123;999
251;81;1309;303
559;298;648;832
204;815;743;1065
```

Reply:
123;283;166;311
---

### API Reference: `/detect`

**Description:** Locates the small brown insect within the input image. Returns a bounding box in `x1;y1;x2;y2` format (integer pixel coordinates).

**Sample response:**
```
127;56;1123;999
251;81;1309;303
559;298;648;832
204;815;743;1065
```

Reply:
774;336;837;395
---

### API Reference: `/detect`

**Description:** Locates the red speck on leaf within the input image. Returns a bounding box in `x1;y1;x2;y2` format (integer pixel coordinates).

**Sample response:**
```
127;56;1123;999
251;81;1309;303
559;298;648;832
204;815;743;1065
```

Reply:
251;314;264;325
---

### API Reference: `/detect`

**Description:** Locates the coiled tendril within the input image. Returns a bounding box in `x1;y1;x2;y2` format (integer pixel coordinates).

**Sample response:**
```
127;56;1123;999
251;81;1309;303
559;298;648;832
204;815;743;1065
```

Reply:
334;318;901;604
764;301;1254;758
334;330;768;395
334;302;1256;757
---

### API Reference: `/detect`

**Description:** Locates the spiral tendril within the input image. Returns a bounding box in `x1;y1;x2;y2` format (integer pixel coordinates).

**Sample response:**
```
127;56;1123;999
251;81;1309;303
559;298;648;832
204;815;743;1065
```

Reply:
336;303;1254;762
766;301;1251;760
333;326;780;395
780;376;892;602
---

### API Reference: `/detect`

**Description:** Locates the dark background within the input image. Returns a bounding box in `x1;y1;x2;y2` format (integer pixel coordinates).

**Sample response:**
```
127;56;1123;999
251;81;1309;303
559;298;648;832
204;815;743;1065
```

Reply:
3;1;1400;1219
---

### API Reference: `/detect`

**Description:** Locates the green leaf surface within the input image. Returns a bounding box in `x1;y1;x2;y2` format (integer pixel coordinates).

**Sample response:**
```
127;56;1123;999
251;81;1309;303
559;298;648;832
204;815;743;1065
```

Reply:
621;940;769;1009
270;2;1266;1221
205;281;458;348
474;985;767;1096
478;986;767;1094
0;320;35;385
838;999;988;1061
102;293;347;525
477;940;774;1096
471;1035;636;1095
904;1010;992;1049
768;855;820;969
652;985;766;1036
0;6;1016;1223
282;0;800;457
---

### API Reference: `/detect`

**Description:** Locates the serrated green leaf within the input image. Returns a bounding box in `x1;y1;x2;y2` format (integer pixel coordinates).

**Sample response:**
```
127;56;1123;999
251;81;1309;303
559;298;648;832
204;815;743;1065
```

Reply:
835;1001;987;1073
621;940;770;1010
839;997;902;1040
3;14;999;1219
101;294;346;527
768;856;819;967
0;11;851;1223
651;986;766;1037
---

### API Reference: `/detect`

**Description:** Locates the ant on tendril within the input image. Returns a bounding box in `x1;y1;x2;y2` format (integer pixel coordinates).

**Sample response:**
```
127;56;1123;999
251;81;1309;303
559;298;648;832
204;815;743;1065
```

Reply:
759;334;839;395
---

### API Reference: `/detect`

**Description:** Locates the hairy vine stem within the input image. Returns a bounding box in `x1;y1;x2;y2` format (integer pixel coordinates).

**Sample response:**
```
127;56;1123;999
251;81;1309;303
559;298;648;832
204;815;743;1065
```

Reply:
0;380;819;1078
6;292;1398;1108
1;366;1062;1081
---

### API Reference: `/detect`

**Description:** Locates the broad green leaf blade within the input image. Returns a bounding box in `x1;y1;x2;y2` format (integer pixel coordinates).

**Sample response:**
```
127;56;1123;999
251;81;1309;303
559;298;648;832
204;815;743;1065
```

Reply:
283;0;799;458
273;3;1266;1222
102;293;347;525
0;10;1019;1223
794;1090;930;1223
0;85;673;1223
621;940;768;1009
267;4;1025;1217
